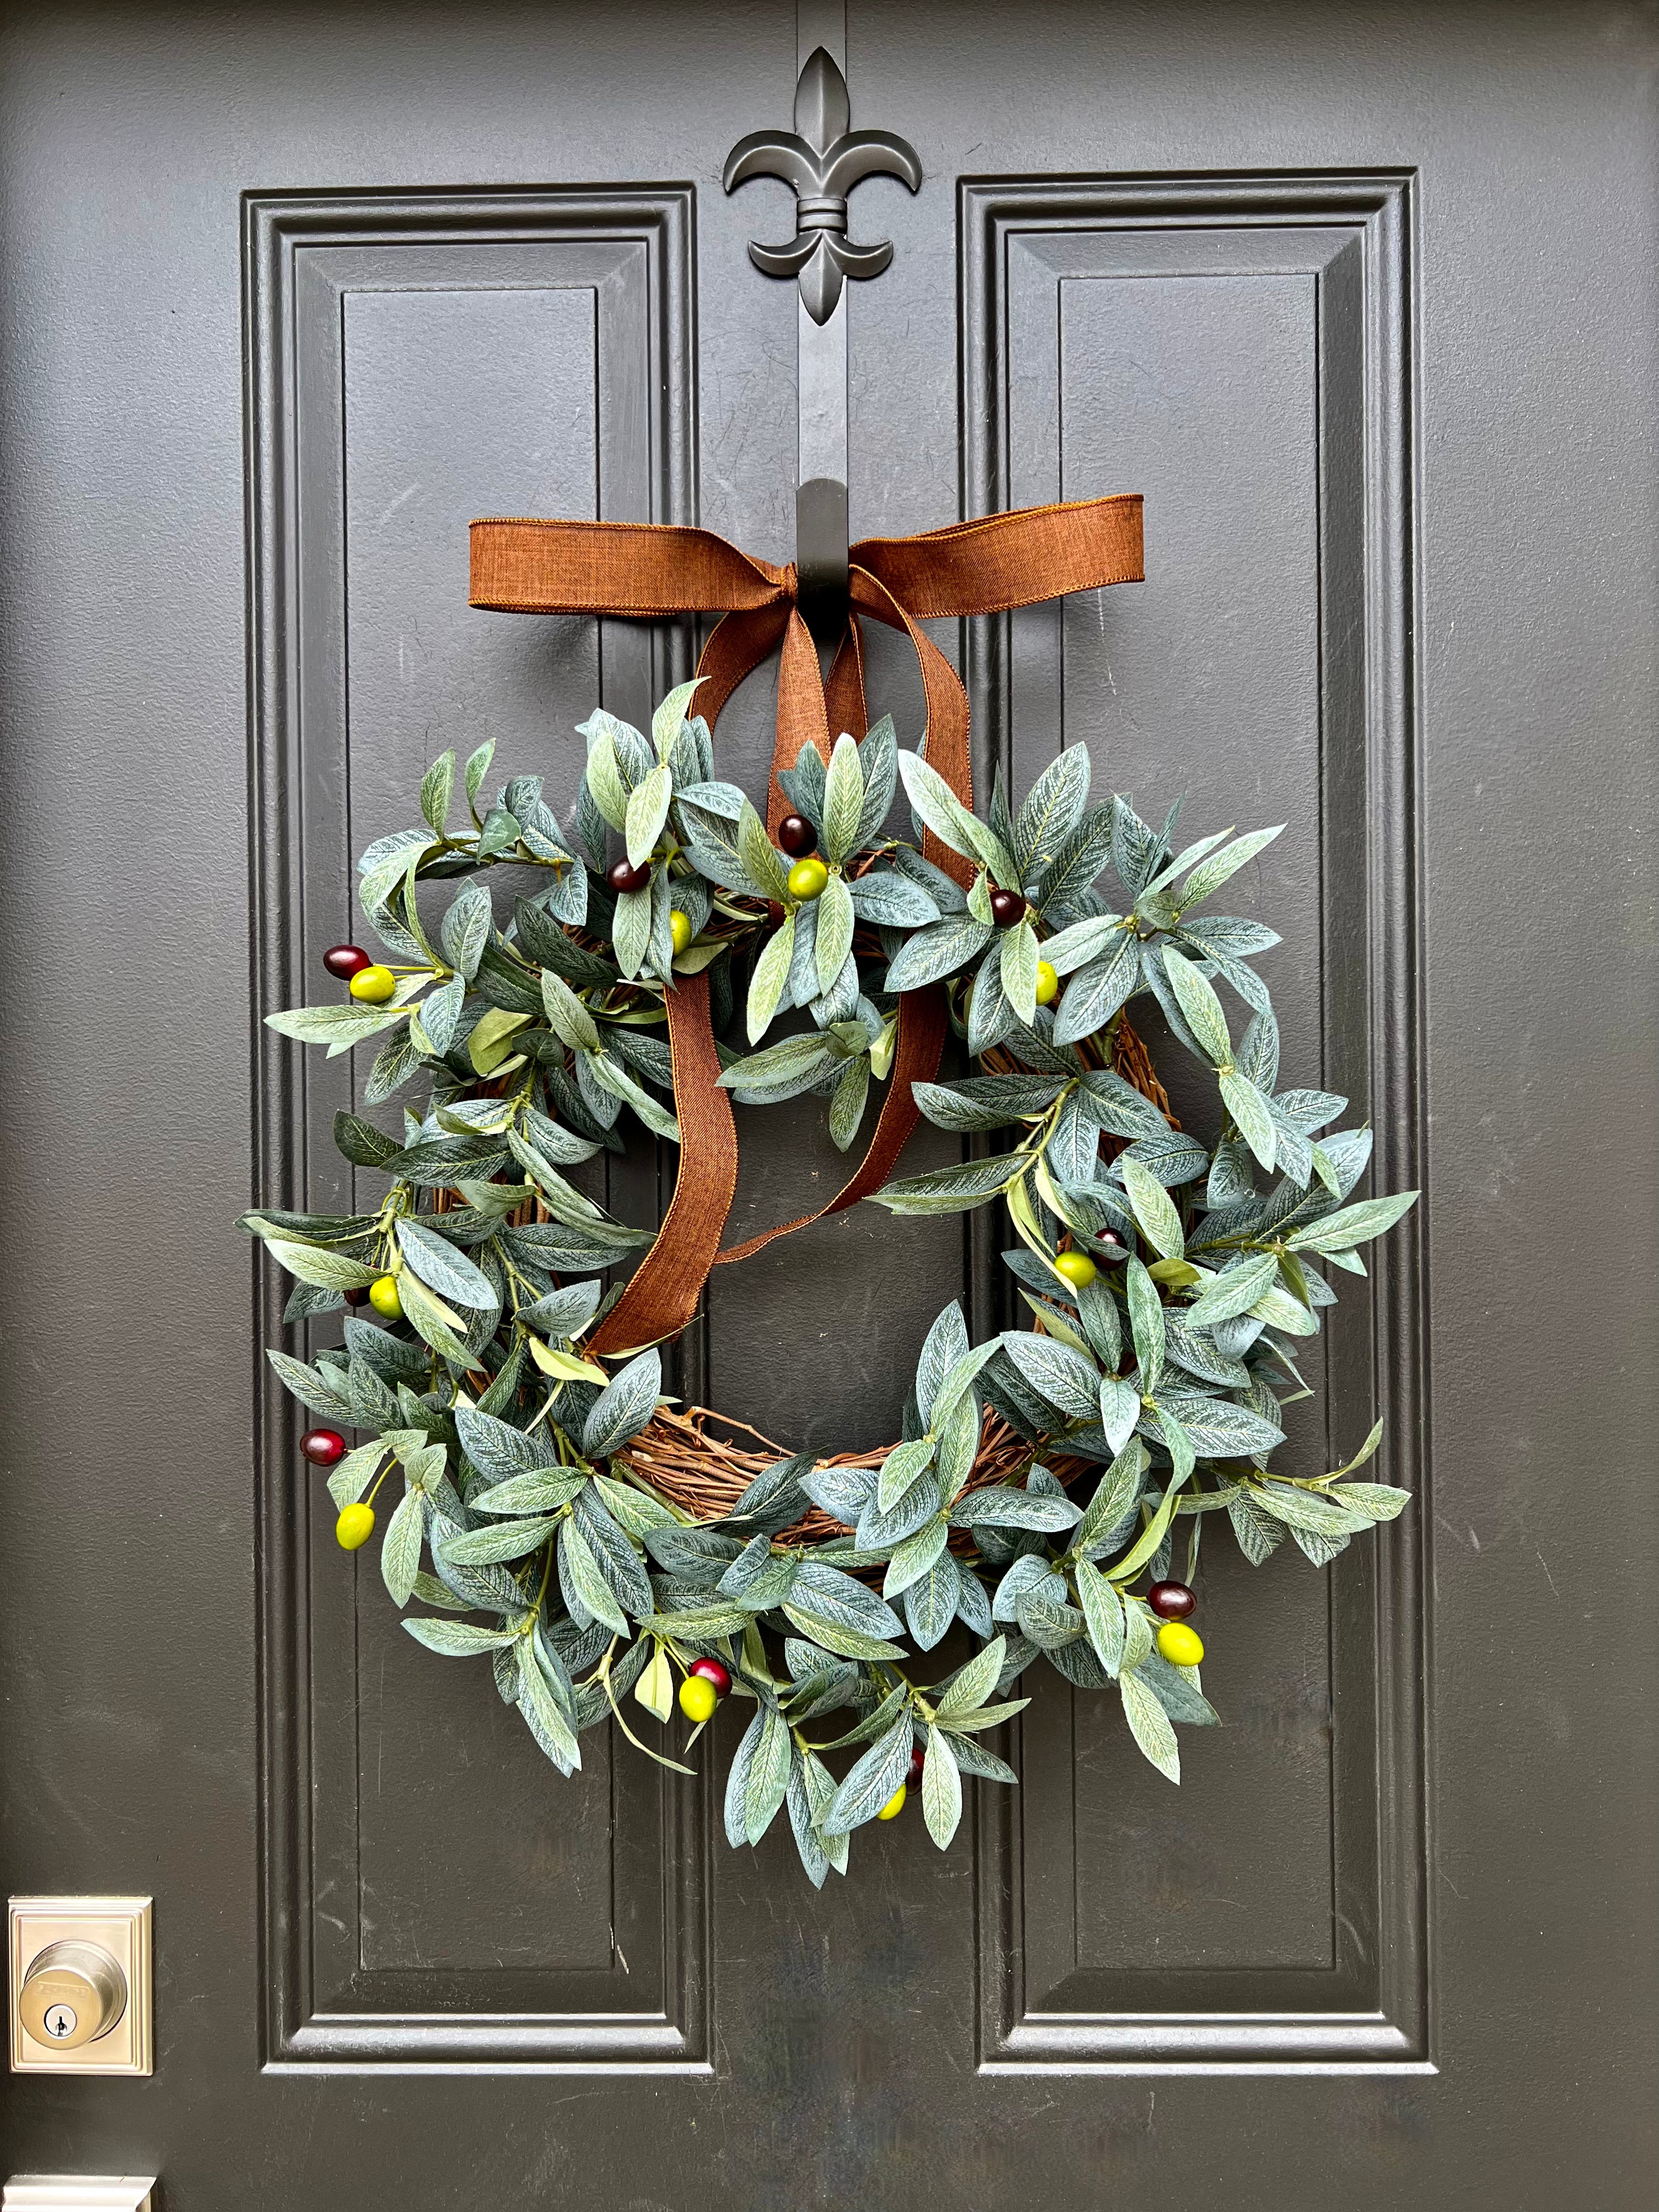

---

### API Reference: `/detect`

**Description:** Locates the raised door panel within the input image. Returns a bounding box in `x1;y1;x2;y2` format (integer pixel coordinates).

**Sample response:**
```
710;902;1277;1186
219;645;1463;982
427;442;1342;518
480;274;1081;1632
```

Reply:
247;191;708;2067
962;177;1427;2068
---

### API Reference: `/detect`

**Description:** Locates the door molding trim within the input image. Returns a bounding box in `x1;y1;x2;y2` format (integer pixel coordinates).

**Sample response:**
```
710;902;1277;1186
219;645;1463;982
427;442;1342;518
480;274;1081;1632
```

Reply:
244;187;711;2072
960;171;1430;2074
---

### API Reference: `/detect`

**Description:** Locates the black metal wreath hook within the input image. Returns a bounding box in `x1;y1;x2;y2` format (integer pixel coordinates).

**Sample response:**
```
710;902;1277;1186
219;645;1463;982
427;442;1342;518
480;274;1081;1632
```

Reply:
723;47;923;324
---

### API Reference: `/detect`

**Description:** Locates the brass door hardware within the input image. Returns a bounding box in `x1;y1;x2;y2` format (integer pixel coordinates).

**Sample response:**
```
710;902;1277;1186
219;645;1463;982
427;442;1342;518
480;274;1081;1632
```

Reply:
7;1900;151;2077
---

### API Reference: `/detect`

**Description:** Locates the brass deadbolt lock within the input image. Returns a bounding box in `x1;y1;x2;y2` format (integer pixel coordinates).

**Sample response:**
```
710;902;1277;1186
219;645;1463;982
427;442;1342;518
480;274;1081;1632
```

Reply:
8;1899;152;2075
18;1940;127;2051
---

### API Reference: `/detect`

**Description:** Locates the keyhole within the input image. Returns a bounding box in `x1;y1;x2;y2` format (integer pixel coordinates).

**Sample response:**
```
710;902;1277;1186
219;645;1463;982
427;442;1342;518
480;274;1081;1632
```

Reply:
45;2003;77;2038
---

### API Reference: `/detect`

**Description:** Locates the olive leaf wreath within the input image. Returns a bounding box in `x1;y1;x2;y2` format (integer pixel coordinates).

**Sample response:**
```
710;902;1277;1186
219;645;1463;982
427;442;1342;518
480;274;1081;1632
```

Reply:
250;682;1416;1880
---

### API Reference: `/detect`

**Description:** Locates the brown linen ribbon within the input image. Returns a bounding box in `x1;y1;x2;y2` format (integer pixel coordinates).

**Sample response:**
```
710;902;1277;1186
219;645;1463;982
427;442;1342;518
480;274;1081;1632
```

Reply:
469;495;1144;1353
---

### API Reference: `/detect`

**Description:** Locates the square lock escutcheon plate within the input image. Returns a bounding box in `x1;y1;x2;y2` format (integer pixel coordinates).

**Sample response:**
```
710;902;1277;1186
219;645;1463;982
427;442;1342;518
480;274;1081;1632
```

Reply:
8;1899;152;2076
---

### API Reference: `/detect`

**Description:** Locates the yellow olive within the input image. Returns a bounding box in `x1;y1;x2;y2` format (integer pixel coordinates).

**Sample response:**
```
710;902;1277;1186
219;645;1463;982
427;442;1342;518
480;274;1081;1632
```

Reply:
1054;1250;1097;1289
669;909;694;954
1034;960;1059;1007
877;1783;907;1821
335;1502;375;1550
368;1273;403;1319
1156;1621;1205;1668
787;857;830;902
678;1674;719;1724
348;964;397;1002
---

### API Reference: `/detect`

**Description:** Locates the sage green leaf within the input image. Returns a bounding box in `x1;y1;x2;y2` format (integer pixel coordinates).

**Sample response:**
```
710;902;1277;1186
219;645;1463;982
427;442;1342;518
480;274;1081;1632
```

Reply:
1283;1190;1419;1252
584;1049;681;1143
814;871;854;996
326;1438;386;1510
264;1001;408;1052
999;915;1040;1023
380;1485;425;1607
1172;1397;1284;1458
1161;946;1232;1067
786;1560;904;1645
582;726;630;830
929;1340;1002;1434
996;1330;1102;1422
464;739;495;811
1150;1405;1197;1482
1175;823;1284;913
746;915;795;1043
935;1637;1007;1720
558;1514;629;1634
949;1487;1080;1532
455;1405;552;1483
396;1217;496;1308
1053;934;1139;1047
1074;1558;1126;1674
738;801;791;903
883;1517;950;1598
868;1152;1029;1215
420;749;456;835
718;1029;845;1092
397;1271;473;1363
904;1553;961;1651
1186;1252;1279;1327
821;731;865;864
1121;1156;1185;1261
440;882;492;984
921;1728;963;1849
438;1513;561;1565
1074;1440;1147;1555
403;1618;520;1656
263;1237;380;1291
333;1109;403;1169
899;751;1018;883
1110;1475;1186;1582
847;868;938;927
883;910;996;993
1120;1667;1181;1781
610;882;652;980
1220;1070;1278;1172
516;1640;582;1769
1013;744;1091;878
779;1607;904;1662
1097;1373;1141;1455
822;1718;915;1836
471;1470;584;1515
878;1436;936;1514
1248;1481;1372;1537
1336;1481;1412;1521
828;1052;870;1151
744;1707;793;1845
540;968;600;1052
625;761;672;868
582;1346;662;1459
943;1697;1028;1734
1125;1260;1165;1393
1041;911;1126;977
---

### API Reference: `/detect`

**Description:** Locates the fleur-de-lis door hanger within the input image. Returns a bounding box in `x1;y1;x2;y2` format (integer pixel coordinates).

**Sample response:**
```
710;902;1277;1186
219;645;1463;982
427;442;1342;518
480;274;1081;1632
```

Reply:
724;46;922;325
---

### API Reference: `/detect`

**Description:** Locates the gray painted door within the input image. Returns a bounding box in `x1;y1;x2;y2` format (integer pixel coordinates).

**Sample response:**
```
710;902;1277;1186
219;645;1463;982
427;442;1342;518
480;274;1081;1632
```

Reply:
2;3;1653;2204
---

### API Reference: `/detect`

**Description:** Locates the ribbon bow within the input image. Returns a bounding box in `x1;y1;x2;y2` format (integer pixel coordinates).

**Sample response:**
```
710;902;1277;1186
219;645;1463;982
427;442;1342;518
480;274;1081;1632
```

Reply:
469;495;1143;1353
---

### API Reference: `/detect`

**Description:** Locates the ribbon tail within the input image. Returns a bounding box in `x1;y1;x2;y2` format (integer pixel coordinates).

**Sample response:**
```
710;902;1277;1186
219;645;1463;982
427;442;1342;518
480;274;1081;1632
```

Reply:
586;971;738;1357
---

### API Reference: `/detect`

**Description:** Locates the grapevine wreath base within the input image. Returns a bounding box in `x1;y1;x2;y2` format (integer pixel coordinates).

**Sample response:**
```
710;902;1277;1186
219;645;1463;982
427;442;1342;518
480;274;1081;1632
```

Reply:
252;496;1417;1881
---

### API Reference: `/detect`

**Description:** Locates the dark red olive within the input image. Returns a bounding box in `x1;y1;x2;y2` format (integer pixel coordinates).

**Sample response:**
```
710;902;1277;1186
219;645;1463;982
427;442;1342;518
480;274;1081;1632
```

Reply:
343;1284;368;1307
323;944;372;980
1148;1580;1197;1621
301;1427;347;1467
687;1656;732;1699
989;888;1027;928
777;812;817;857
907;1743;925;1788
606;857;652;895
